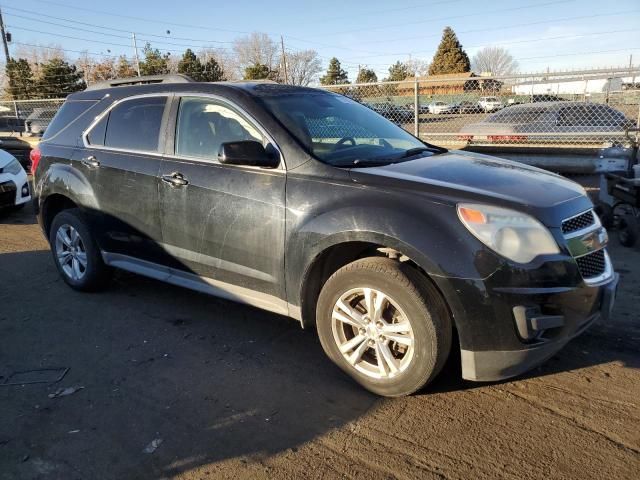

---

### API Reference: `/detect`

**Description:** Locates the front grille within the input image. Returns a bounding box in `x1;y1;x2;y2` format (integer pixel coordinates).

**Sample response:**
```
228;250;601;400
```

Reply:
562;210;595;234
575;249;606;279
0;181;16;207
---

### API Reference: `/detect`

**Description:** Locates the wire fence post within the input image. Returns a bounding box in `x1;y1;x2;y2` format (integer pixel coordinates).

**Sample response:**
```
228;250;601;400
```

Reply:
414;78;419;137
12;100;18;119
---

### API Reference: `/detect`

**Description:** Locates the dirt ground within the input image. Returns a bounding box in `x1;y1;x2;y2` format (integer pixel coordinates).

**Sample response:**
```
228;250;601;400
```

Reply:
1;202;639;480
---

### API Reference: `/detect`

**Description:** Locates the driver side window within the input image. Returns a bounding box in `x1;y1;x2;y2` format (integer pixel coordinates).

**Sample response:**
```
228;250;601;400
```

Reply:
175;97;263;161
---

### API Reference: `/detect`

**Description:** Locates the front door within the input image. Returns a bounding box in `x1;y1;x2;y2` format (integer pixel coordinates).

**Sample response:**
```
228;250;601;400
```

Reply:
158;96;287;309
78;95;169;265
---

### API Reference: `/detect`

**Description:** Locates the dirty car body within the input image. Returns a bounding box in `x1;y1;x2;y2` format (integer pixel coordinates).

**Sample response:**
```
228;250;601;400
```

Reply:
33;81;618;395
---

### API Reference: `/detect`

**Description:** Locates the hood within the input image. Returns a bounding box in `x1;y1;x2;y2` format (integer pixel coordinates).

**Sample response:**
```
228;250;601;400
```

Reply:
349;150;587;211
0;149;17;169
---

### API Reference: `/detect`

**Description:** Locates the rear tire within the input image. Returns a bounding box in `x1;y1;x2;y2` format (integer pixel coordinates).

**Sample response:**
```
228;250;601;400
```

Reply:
49;208;111;291
316;257;452;397
618;213;638;248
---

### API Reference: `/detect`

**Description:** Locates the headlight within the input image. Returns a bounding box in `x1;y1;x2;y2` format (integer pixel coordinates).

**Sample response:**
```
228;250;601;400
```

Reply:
1;158;23;175
457;203;559;263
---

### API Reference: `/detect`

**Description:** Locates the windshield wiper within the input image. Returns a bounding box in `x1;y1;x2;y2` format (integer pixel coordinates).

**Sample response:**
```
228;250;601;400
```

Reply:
395;147;435;159
331;158;393;168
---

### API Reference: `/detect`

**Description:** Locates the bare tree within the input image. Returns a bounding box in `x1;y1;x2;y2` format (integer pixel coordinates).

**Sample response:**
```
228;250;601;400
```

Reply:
233;32;279;75
405;58;430;77
14;43;65;77
471;47;519;76
199;47;240;80
286;49;322;86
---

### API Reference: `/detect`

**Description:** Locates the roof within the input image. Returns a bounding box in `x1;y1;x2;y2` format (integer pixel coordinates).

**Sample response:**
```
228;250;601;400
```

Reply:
70;78;325;101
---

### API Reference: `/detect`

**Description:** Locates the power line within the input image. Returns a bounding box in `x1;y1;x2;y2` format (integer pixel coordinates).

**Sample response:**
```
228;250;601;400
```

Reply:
351;28;639;60
15;0;253;35
361;9;640;46
6;24;235;53
303;0;576;37
3;10;235;45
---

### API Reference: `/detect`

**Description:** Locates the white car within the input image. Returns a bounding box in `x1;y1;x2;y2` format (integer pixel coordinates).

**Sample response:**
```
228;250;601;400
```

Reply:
427;101;453;114
478;96;504;112
0;149;31;215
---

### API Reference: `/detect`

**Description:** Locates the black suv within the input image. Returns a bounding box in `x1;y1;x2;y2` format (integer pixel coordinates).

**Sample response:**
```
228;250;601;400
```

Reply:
33;76;618;397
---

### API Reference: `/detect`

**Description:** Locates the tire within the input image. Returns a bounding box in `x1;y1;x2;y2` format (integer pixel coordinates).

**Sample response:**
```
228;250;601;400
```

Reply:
618;213;638;248
316;257;452;397
594;202;613;230
49;208;112;291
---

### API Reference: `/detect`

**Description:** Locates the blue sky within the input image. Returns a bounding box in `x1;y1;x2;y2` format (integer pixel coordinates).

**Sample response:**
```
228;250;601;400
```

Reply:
3;0;640;79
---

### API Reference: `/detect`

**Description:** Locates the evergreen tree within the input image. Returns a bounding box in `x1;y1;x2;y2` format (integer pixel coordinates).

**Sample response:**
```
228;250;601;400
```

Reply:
139;43;169;76
202;57;225;82
6;58;35;100
243;63;271;80
385;61;410;81
356;67;377;83
37;58;85;98
177;49;205;81
320;57;349;85
116;56;137;78
428;27;470;75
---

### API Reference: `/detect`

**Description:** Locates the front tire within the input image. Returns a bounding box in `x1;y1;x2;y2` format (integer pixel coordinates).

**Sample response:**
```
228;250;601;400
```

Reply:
49;208;111;291
316;257;452;397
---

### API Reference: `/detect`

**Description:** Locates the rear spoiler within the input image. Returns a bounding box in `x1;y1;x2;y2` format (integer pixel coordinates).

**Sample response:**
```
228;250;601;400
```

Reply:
85;74;194;91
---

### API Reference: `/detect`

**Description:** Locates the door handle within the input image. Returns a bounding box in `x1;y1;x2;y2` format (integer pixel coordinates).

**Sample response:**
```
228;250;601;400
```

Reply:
161;172;189;187
81;156;100;168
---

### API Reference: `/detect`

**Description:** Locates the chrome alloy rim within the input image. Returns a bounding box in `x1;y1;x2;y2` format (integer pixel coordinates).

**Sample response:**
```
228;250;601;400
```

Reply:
55;224;87;281
331;288;415;379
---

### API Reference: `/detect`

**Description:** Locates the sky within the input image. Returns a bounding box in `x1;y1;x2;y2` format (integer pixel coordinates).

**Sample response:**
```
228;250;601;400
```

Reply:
2;0;640;80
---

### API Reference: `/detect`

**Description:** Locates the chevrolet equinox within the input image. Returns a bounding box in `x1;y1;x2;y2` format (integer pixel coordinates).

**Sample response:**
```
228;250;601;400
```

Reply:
32;76;618;396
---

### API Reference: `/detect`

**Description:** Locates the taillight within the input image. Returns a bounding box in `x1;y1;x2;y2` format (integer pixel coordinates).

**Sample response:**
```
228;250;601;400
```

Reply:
487;135;527;142
29;148;41;174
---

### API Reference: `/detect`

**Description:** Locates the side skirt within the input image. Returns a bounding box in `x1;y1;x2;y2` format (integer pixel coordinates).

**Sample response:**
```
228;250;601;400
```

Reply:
101;252;300;321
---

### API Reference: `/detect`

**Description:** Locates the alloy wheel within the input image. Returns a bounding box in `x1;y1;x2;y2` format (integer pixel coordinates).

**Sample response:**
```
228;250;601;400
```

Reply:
331;287;415;379
54;224;88;281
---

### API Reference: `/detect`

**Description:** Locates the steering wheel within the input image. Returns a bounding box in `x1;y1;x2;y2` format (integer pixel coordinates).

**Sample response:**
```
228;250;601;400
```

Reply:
333;137;357;150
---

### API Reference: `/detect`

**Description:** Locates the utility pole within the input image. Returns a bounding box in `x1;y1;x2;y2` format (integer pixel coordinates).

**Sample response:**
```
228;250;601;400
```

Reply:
280;36;288;84
131;32;141;77
0;7;11;64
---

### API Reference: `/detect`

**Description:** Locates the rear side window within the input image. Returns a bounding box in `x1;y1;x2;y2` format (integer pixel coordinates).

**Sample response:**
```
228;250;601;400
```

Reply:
557;105;624;127
42;100;97;140
103;96;167;152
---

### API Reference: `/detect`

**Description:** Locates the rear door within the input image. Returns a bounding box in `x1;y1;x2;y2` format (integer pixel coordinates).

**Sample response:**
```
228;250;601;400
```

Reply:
158;95;287;305
78;94;171;265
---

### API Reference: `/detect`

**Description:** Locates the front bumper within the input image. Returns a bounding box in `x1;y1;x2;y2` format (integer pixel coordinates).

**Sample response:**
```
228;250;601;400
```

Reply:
0;170;31;209
458;273;619;382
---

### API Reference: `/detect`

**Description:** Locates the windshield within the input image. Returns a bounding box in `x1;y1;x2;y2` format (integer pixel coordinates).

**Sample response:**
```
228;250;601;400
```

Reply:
259;91;440;167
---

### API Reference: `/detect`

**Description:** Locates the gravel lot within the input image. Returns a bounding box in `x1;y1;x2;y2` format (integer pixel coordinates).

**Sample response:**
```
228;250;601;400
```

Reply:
1;202;639;480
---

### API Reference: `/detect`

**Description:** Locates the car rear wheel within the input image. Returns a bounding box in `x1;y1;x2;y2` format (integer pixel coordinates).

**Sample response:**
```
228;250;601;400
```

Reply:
49;208;111;291
316;257;452;397
618;213;638;247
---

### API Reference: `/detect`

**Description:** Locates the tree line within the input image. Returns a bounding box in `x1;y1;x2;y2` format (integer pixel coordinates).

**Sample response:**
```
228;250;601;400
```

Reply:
3;27;518;99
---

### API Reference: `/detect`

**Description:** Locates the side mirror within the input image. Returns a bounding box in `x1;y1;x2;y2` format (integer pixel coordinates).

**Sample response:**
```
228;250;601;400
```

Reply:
218;141;279;168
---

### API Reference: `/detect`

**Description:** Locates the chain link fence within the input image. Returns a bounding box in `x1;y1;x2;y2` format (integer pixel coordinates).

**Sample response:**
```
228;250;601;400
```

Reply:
0;98;65;137
1;68;639;173
321;68;640;155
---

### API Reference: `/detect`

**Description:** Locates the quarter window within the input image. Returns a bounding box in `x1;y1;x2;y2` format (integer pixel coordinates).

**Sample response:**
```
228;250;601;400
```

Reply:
102;96;167;152
87;114;108;146
175;97;263;160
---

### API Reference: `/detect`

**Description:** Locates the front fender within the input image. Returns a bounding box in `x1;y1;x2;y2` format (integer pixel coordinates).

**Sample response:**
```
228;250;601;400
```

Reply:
285;198;501;311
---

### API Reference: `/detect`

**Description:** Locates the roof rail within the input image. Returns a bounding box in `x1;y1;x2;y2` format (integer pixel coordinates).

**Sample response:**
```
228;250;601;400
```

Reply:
86;74;195;91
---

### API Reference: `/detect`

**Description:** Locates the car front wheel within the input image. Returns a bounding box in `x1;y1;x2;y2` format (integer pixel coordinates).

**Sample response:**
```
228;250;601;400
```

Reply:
316;257;452;397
